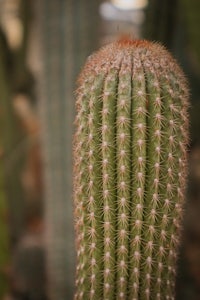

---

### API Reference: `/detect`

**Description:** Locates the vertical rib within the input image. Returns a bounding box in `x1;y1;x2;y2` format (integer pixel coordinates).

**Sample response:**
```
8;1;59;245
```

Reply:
74;81;91;299
129;52;147;300
116;54;132;299
101;61;121;299
140;53;162;300
87;73;105;299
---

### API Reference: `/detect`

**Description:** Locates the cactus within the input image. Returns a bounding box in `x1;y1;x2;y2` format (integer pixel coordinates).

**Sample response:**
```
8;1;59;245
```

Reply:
34;0;102;298
73;38;189;300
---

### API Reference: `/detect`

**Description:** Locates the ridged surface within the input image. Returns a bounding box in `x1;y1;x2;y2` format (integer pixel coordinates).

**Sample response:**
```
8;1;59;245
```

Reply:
74;39;189;300
35;0;101;298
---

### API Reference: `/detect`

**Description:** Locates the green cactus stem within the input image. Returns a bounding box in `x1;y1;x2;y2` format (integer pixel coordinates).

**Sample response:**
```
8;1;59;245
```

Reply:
73;38;189;300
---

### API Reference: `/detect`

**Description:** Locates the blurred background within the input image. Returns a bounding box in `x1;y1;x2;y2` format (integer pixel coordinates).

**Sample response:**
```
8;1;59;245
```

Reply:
0;0;200;299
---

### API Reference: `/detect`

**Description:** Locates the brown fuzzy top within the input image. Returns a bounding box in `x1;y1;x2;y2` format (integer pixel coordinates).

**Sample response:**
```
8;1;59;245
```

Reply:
77;38;188;92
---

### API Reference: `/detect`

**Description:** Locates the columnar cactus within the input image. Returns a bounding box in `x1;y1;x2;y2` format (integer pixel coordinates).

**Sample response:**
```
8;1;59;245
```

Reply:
36;0;102;298
73;38;189;300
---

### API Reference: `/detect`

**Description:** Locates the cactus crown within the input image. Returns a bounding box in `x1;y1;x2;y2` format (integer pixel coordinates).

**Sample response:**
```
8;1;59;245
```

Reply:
74;39;189;300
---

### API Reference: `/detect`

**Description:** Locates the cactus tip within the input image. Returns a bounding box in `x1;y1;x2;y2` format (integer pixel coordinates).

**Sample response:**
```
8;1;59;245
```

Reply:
117;36;151;48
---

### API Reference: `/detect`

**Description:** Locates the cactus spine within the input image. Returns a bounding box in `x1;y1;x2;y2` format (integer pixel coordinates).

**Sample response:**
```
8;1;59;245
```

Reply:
74;39;189;300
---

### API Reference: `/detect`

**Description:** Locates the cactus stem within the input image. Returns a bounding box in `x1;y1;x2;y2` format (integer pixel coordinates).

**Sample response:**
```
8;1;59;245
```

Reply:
74;39;189;300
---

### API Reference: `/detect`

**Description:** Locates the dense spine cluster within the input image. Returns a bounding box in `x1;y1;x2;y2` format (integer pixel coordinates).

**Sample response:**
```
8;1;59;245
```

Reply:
73;39;189;300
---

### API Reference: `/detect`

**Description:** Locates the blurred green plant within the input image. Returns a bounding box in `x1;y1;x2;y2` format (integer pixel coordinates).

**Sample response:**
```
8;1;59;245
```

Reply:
143;0;178;49
180;0;200;73
35;0;102;298
0;1;31;293
0;162;9;298
0;29;11;298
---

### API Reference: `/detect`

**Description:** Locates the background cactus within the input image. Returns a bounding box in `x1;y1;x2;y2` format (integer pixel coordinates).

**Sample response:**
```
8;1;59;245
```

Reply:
74;38;189;299
33;0;102;298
